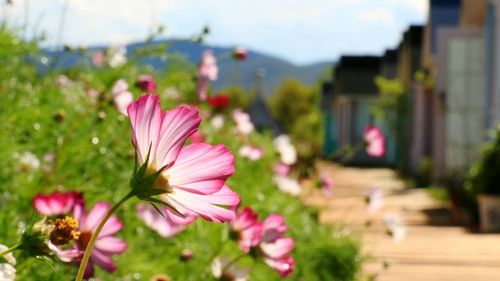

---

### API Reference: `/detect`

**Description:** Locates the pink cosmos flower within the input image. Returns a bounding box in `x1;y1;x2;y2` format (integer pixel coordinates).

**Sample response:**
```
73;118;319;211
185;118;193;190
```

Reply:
230;208;263;253
363;125;386;157
136;75;157;93
189;130;205;144
197;50;218;101
238;145;264;161
259;214;295;277
111;79;134;116
136;203;194;238
33;191;83;216
73;202;127;278
91;51;105;68
232;109;254;135
273;163;291;177
127;94;240;223
319;173;334;197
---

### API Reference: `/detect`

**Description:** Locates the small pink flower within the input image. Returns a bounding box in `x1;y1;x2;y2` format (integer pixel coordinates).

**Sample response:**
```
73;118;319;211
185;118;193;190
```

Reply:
91;51;105;68
238;145;264;161
259;214;295;277
230;208;263;253
136;75;157;93
73;202;127;278
273;163;291;177
197;50;218;101
128;94;240;223
136;203;194;238
364;125;386;157
189;130;205;144
232;109;254;135
111;79;134;116
319;173;334;197
33;191;83;216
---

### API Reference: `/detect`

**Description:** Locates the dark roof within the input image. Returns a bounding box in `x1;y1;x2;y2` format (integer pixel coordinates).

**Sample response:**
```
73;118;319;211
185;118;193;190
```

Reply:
381;49;398;79
334;56;381;95
404;25;424;47
383;49;398;63
430;0;461;53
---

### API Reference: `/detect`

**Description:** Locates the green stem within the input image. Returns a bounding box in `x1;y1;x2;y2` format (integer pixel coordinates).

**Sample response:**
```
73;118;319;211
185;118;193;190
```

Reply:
74;191;134;281
223;254;245;272
0;243;20;259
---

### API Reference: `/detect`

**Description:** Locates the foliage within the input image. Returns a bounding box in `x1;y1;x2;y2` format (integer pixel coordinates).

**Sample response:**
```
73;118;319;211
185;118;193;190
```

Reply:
269;78;323;176
466;127;500;197
0;27;360;280
218;85;252;110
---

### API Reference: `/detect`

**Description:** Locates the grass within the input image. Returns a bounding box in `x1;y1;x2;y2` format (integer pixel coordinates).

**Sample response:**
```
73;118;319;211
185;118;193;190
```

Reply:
0;27;361;280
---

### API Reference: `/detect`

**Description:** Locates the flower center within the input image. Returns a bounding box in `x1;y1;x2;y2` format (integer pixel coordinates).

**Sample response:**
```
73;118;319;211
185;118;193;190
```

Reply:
78;231;93;249
146;164;172;192
50;216;80;245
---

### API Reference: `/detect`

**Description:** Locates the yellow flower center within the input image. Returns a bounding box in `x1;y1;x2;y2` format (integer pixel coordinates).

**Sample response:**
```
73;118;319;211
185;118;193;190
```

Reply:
146;164;172;192
50;216;80;245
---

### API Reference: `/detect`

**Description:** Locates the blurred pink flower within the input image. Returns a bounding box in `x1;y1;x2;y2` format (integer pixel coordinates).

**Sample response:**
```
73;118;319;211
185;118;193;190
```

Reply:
197;50;218;101
136;75;157;93
230;207;263;253
111;79;134;116
91;51;105;68
46;241;81;262
128;94;240;223
273;163;291;177
364;125;386;157
319;173;334;197
232;109;254;135
366;187;384;213
238;145;264;161
259;214;295;277
73;202;127;278
136;203;194;238
189;130;205;144
32;191;83;216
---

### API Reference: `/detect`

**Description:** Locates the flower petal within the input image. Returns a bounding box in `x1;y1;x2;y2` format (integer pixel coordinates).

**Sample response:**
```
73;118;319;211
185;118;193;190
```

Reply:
91;249;117;273
83;202;110;232
168;144;235;195
95;236;128;255
127;94;162;164
261;237;295;259
155;105;201;168
164;189;236;223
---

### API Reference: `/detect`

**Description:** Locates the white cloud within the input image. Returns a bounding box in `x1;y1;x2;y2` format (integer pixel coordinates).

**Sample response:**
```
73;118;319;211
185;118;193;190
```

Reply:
356;8;396;24
4;0;427;64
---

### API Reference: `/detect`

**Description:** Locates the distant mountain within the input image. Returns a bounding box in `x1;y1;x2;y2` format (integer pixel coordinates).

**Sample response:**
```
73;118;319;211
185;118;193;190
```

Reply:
45;39;334;97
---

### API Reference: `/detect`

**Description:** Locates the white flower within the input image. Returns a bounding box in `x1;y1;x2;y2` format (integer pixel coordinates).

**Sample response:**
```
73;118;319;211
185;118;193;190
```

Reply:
232;109;254;135
237;121;254;135
210;114;225;130
18;152;40;172
108;46;127;68
111;79;128;96
384;213;407;242
238;145;264;161
273;135;297;165
0;264;15;281
273;175;301;197
211;257;249;281
0;245;16;266
366;187;384;214
0;244;16;281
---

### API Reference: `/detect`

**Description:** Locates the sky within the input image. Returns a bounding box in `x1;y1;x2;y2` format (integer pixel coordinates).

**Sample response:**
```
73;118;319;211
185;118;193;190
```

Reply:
3;0;429;65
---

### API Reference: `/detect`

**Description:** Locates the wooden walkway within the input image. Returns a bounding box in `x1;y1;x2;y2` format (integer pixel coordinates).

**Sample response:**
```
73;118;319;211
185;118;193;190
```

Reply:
302;162;500;281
